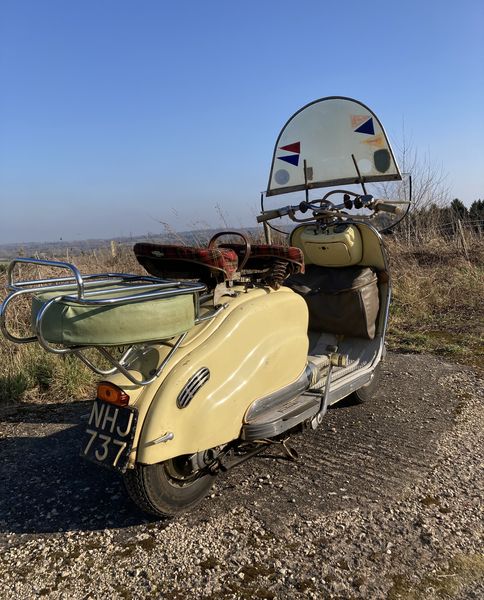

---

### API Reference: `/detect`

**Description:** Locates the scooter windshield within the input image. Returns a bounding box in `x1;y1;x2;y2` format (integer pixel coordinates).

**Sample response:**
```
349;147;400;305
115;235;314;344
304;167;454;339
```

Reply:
266;97;402;197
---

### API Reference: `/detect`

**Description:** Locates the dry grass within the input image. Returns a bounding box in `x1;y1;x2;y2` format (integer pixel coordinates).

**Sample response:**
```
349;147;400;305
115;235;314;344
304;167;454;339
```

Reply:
0;246;143;405
386;233;483;369
0;230;482;406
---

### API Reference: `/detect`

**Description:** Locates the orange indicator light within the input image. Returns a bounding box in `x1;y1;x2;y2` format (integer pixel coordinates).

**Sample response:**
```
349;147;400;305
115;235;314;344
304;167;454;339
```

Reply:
97;382;130;407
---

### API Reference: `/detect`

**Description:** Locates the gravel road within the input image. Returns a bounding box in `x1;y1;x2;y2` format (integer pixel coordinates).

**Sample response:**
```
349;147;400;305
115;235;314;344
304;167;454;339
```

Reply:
0;352;482;599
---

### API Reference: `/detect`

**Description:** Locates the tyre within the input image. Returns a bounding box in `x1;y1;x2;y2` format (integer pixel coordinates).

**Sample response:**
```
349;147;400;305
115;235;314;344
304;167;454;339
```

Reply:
124;455;215;517
351;362;382;404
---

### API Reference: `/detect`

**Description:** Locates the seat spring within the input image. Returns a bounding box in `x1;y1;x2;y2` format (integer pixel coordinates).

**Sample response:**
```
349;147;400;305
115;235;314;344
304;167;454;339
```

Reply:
266;259;288;290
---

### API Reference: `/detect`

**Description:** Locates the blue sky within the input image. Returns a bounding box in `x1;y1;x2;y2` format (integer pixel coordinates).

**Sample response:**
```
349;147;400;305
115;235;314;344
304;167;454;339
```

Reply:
1;0;483;243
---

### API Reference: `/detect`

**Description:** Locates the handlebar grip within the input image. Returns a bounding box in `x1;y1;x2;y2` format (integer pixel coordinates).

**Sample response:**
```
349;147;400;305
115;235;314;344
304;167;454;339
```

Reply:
375;202;401;215
257;209;284;223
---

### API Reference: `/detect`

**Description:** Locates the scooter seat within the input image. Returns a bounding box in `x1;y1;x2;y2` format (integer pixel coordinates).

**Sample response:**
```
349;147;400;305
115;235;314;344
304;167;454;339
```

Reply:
134;243;239;285
221;243;304;273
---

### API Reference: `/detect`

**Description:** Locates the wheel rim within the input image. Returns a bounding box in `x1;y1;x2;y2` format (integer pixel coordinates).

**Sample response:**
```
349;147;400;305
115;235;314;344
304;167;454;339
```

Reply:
163;455;204;488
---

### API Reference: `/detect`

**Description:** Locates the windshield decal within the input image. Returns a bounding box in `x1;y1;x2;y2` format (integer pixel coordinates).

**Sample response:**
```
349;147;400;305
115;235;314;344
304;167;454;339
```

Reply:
354;117;375;135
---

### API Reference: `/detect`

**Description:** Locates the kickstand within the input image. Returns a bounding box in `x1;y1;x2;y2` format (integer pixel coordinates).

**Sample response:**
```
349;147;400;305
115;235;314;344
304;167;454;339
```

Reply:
280;438;299;462
263;437;299;462
246;437;299;463
215;438;299;473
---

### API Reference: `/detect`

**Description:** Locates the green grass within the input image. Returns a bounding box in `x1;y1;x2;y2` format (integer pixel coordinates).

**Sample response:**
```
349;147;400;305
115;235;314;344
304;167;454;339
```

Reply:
387;328;483;366
388;553;484;599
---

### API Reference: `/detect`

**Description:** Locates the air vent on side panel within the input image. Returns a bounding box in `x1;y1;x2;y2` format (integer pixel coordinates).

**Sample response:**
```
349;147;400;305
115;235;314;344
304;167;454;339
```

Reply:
177;368;210;409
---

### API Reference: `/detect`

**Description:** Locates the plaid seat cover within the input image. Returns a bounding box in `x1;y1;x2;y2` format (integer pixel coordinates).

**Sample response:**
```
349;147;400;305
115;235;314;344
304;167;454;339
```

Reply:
221;243;304;274
133;243;239;280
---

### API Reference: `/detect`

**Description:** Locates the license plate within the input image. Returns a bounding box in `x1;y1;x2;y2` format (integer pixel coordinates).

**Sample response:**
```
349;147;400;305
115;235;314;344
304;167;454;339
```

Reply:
81;399;138;473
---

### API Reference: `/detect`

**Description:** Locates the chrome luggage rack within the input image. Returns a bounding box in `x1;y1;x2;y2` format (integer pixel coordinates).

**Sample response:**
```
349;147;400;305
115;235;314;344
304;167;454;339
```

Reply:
0;258;216;386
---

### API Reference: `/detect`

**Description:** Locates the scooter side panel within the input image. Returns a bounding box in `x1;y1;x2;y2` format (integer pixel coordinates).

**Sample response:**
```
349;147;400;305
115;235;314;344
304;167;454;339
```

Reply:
101;289;274;468
136;288;309;464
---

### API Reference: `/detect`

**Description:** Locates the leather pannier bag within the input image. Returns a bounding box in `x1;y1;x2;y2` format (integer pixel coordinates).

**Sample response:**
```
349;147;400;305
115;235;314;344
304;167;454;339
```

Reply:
285;265;380;339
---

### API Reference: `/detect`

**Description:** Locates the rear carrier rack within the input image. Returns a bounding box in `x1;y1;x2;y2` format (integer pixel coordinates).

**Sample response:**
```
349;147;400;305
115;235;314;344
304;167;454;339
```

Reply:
0;258;212;386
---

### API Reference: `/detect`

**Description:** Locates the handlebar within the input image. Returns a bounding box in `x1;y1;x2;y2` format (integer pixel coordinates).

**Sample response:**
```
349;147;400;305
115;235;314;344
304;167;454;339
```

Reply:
256;207;293;223
258;193;406;223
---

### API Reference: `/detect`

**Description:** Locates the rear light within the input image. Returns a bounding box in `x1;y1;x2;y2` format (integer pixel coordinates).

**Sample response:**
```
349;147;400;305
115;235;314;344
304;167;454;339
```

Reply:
97;382;130;407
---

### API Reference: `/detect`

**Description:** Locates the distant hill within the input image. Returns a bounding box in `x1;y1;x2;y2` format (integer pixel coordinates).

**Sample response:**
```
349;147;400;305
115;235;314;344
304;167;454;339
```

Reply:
0;226;290;261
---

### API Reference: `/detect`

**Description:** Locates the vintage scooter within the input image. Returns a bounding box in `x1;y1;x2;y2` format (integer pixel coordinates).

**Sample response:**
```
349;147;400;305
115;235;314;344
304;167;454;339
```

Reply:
0;97;409;517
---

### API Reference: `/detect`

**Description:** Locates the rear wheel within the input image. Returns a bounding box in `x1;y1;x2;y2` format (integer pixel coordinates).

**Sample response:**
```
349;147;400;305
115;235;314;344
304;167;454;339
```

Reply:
352;362;382;404
124;455;215;517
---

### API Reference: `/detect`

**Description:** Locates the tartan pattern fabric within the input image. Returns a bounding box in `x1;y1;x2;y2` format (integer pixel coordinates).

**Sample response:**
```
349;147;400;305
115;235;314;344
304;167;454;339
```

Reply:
221;243;304;273
133;240;305;286
133;243;239;279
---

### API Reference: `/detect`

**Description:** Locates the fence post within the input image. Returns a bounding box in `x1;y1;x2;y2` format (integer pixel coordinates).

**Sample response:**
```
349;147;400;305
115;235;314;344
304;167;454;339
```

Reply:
456;219;470;261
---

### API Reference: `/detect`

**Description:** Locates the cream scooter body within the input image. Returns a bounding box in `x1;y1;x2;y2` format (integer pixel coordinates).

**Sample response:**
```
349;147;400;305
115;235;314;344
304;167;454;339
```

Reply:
111;221;387;469
112;286;309;467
